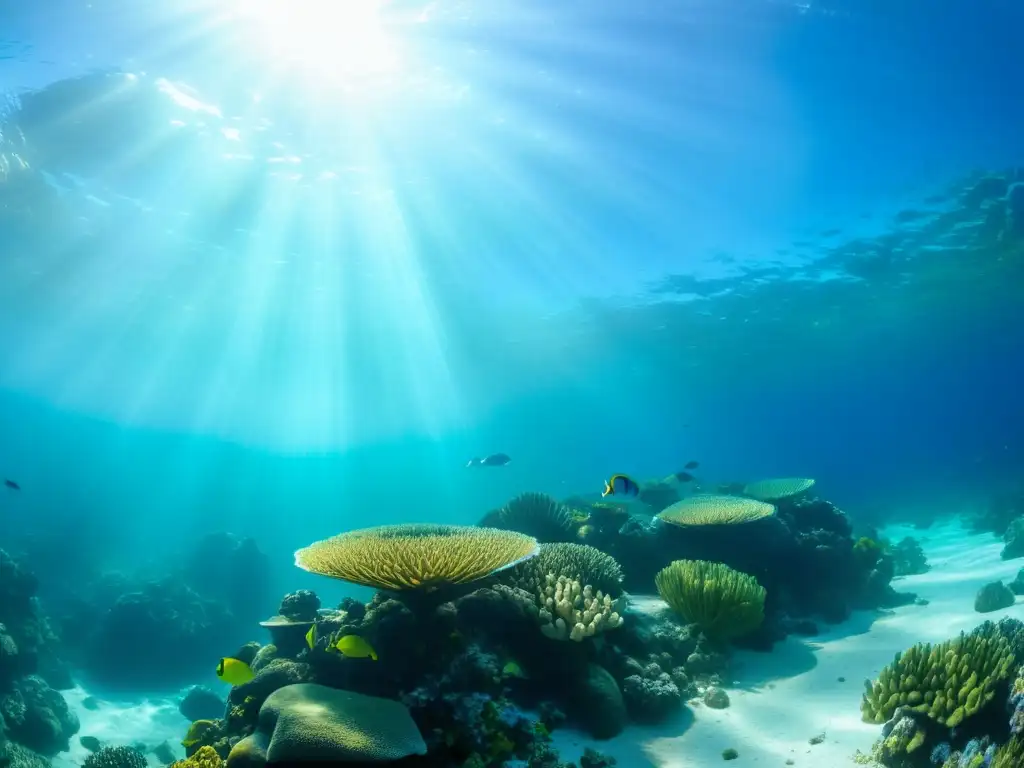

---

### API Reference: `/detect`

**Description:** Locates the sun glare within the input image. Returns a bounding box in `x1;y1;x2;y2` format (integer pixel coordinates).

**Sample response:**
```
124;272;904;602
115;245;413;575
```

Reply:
238;0;400;81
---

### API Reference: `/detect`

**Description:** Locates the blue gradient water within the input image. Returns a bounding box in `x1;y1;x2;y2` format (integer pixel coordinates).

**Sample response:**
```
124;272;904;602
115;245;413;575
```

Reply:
1;0;1022;613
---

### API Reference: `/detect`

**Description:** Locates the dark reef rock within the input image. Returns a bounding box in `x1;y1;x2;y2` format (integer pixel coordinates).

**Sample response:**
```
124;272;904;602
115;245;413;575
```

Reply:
1001;517;1024;561
84;577;234;690
82;745;147;768
181;532;273;629
0;674;80;757
278;589;320;622
974;581;1016;613
1009;569;1024;596
891;536;929;576
574;664;627;739
178;685;226;722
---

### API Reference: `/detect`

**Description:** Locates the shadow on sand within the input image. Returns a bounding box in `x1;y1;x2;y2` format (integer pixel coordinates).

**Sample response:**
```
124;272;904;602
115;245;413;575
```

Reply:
552;706;695;767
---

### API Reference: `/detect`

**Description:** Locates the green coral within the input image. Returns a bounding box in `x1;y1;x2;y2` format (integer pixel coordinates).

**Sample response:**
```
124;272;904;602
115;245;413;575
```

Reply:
992;737;1024;768
860;631;1015;727
82;746;148;768
170;746;224;768
481;492;579;543
511;542;624;597
654;560;766;640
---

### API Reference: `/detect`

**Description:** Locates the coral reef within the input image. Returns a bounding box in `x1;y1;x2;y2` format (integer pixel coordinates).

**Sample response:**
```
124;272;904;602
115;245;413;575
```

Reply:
861;630;1014;727
226;683;426;766
890;537;929;577
857;618;1024;767
55;533;272;692
481;492;580;543
182;533;273;631
0;550;78;766
1001;517;1024;560
294;523;540;593
655;560;765;640
179;686;226;722
742;478;815;502
82;745;148;768
974;581;1016;613
591;484;915;646
83;577;235;690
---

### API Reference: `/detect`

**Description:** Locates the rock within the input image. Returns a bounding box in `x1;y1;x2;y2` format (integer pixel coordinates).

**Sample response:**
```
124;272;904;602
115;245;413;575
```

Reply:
703;687;730;709
576;664;627;739
279;590;320;622
179;685;226;721
1009;569;1024;596
1001;517;1024;560
974;581;1016;613
0;675;79;756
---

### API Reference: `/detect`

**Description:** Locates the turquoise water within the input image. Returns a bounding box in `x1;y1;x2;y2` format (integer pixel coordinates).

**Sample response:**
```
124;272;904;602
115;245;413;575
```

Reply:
1;2;1023;767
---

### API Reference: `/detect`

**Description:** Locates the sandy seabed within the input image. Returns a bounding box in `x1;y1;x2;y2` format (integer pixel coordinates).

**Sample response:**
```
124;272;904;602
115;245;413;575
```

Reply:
54;518;1023;768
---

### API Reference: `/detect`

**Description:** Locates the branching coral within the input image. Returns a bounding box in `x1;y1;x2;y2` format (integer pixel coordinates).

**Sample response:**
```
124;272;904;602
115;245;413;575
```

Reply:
171;745;224;768
655;560;765;640
534;575;624;642
861;632;1015;727
513;543;625;597
294;524;539;592
82;746;148;768
504;543;626;641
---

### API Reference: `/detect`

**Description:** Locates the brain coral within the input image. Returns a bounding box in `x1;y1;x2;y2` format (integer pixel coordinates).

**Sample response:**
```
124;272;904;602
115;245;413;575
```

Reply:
226;683;426;766
294;523;539;591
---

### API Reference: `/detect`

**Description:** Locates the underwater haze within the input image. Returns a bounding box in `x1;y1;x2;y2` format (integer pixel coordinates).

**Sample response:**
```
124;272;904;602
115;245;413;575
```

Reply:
1;1;1024;767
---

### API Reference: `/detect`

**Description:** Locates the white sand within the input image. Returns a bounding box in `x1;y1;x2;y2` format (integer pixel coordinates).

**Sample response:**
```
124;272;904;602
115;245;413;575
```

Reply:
50;519;1022;767
553;519;1024;766
53;687;188;768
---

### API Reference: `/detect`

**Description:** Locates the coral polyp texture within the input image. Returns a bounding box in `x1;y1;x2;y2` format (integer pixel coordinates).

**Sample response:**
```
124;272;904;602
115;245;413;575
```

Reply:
226;683;426;766
742;477;816;501
655;560;766;640
657;495;776;527
860;632;1016;728
515;542;625;597
294;523;539;591
480;491;579;543
506;542;627;641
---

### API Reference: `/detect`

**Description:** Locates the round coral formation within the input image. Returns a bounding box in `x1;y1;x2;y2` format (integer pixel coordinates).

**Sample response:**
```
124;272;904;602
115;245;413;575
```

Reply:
655;560;766;640
227;683;426;766
481;492;579;543
657;495;776;527
742;478;816;501
294;523;539;591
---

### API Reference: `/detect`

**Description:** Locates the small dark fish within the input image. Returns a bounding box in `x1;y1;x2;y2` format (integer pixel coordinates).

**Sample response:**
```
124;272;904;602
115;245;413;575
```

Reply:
820;228;842;237
684;460;699;470
467;453;511;468
602;474;639;498
3;479;19;491
674;471;695;483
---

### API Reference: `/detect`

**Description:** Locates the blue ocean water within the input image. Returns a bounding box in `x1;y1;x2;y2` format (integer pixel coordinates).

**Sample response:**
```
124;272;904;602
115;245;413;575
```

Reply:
0;1;1022;767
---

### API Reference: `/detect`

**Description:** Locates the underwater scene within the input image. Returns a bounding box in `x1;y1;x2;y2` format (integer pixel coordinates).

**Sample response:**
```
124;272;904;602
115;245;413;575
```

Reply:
1;0;1023;767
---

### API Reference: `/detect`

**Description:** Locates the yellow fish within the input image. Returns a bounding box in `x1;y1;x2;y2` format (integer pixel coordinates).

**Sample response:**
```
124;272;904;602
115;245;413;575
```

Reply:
215;657;254;685
602;474;639;498
305;624;316;649
331;634;378;661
